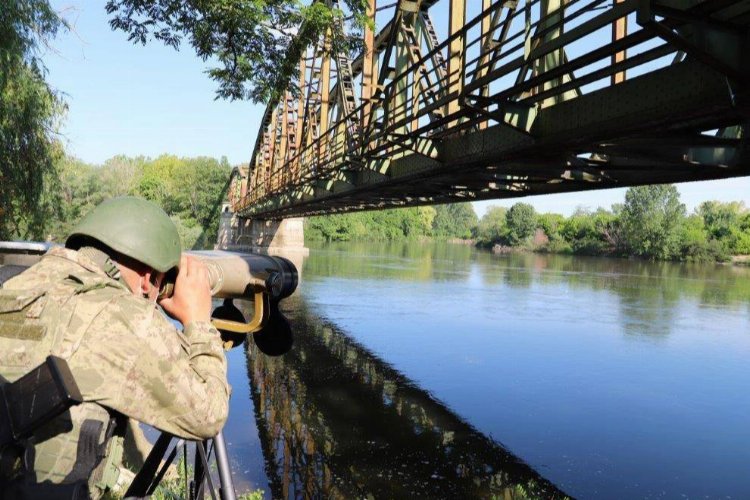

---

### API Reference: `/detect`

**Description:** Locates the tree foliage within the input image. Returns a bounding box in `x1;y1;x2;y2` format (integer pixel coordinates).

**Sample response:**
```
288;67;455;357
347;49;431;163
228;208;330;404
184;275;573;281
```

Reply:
620;185;686;260
698;201;745;240
105;0;369;103
558;208;621;255
432;203;478;239
0;0;67;239
475;206;508;246
50;155;232;249
505;203;536;245
305;206;438;242
473;186;747;262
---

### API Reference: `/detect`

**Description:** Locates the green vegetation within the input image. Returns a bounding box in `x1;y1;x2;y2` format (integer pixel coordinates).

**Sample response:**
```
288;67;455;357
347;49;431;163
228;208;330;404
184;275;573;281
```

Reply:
620;184;685;260
2;0;363;243
48;154;231;249
504;202;537;246
0;0;67;240
309;185;750;263
475;185;750;262
105;0;369;102
305;203;478;242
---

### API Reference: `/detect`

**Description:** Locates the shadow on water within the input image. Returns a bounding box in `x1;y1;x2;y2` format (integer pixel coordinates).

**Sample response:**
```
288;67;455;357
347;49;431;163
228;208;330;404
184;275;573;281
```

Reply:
244;294;570;499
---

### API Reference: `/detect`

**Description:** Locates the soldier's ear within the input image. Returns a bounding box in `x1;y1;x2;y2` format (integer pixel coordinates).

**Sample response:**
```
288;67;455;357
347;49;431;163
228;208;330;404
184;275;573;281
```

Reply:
139;271;152;296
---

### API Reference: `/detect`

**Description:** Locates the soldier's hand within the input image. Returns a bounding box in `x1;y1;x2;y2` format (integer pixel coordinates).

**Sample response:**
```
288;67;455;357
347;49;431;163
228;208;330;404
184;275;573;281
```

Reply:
159;255;212;326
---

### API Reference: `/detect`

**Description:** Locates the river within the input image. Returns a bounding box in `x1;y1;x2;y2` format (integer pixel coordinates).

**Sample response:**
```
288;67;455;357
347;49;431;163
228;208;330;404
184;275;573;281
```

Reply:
221;240;750;499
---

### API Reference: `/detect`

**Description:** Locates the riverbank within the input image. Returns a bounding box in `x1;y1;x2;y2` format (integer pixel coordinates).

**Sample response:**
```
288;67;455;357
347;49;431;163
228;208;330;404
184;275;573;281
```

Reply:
305;186;750;265
484;241;750;267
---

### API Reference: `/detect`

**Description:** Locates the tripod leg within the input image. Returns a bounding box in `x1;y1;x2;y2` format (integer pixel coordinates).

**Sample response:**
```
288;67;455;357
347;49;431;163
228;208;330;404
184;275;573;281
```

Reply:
213;431;237;500
193;441;206;499
194;440;219;500
125;432;173;498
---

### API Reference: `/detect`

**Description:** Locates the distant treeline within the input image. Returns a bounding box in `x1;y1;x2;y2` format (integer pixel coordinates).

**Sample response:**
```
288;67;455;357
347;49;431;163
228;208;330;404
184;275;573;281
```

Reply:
307;185;750;263
305;203;478;242
46;154;231;249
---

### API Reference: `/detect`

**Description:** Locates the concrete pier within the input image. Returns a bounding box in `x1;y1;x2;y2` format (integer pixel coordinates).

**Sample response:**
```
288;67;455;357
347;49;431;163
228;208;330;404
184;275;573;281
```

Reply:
217;204;309;261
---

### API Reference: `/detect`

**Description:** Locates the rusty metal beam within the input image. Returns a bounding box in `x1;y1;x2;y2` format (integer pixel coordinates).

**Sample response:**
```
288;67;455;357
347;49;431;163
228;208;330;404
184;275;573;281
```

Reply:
612;0;627;84
446;0;466;120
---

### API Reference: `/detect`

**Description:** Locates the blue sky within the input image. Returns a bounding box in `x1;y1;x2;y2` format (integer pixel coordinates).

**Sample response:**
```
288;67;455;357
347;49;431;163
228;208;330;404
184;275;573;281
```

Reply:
45;2;749;217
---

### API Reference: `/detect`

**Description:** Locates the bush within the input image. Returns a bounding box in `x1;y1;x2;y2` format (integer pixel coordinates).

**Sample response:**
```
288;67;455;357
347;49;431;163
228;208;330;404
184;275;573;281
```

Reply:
680;239;730;262
475;206;508;246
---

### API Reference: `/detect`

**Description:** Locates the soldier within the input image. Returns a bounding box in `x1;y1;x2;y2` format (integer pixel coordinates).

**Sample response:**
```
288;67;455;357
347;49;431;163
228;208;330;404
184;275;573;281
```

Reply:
0;197;230;498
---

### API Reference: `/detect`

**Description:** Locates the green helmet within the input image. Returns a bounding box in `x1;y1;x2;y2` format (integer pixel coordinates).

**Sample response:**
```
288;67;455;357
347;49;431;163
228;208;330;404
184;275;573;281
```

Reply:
66;196;181;273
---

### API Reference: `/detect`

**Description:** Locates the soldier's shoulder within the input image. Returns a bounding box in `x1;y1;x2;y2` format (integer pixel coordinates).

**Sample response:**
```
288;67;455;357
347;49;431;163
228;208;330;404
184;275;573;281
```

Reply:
2;249;74;287
96;293;177;337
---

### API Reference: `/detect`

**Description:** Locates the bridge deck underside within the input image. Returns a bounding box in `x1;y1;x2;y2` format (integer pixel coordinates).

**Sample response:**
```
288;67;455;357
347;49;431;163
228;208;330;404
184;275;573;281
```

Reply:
234;0;750;219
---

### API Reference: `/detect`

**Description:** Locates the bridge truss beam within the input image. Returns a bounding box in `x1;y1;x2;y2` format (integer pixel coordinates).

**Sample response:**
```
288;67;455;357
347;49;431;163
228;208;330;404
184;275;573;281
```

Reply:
232;0;750;218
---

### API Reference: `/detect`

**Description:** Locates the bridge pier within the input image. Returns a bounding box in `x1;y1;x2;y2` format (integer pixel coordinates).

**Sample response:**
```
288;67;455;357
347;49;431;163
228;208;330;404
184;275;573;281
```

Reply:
217;204;309;258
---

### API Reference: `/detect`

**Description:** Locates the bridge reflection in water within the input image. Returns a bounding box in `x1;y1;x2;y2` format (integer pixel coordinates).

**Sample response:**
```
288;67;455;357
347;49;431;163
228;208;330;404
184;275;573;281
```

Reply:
244;295;568;499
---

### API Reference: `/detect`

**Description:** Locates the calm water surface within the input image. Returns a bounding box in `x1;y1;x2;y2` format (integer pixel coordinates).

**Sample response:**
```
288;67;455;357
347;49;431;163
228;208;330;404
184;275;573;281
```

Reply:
224;241;750;499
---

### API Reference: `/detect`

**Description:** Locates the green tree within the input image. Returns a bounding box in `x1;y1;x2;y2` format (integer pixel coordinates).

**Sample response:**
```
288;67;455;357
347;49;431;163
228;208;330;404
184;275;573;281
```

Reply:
475;206;507;246
416;206;436;236
694;200;750;255
105;0;369;102
536;212;570;253
432;203;478;239
536;212;563;238
305;213;365;241
46;154;233;249
620;184;686;260
697;200;745;240
559;208;621;255
131;155;231;248
305;206;435;242
0;0;67;239
46;156;97;241
505;203;536;246
99;155;146;199
678;214;729;262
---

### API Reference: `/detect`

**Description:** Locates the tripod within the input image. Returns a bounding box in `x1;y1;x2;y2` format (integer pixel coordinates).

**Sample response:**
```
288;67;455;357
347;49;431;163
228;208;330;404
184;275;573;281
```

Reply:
124;430;237;500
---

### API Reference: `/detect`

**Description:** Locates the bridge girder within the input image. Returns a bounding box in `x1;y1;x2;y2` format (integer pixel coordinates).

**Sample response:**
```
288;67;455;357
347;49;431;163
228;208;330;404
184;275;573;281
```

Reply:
232;0;750;219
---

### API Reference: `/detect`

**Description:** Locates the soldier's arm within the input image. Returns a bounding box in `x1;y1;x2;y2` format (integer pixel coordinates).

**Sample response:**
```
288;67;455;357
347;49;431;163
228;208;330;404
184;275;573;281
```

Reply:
68;298;229;440
151;254;230;438
159;317;230;439
71;255;229;439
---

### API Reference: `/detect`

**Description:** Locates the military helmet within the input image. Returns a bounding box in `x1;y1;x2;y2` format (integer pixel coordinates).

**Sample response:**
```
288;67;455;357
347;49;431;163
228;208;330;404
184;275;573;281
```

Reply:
66;196;181;273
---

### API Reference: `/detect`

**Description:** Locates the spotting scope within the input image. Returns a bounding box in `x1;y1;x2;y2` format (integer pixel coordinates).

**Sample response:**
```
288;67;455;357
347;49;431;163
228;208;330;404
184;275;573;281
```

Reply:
159;250;299;336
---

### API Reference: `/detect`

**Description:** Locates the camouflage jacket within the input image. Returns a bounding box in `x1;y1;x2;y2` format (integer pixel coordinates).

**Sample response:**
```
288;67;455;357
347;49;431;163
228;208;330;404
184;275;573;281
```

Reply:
0;247;229;492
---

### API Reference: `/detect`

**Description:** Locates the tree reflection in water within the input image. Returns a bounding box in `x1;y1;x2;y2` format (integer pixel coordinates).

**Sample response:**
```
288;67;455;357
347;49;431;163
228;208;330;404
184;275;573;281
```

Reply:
245;295;569;499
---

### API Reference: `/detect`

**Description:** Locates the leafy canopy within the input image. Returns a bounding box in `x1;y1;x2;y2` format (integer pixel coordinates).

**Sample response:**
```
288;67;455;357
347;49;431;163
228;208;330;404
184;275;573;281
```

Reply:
51;154;232;249
432;203;478;239
620;184;686;260
505;203;536;245
105;0;370;103
0;0;67;239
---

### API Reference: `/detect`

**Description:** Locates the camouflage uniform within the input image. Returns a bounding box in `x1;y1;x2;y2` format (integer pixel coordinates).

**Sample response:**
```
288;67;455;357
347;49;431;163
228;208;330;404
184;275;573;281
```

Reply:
0;247;229;497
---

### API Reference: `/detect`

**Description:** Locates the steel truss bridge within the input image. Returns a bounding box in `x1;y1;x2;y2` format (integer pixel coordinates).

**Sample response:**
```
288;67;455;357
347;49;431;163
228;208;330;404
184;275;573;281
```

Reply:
228;0;750;219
